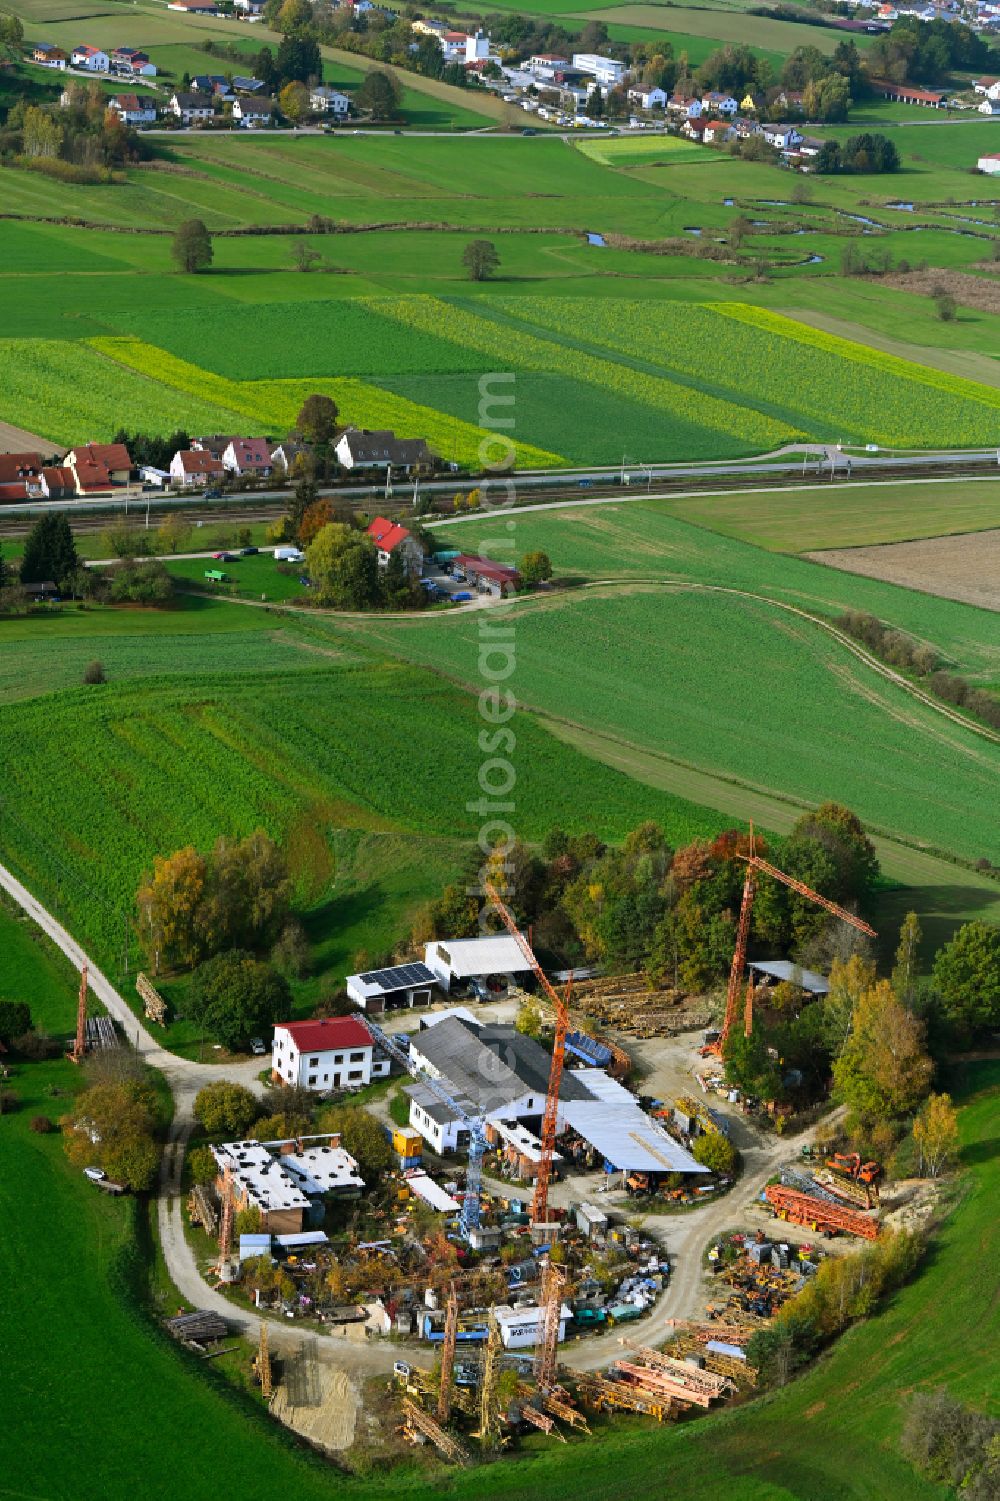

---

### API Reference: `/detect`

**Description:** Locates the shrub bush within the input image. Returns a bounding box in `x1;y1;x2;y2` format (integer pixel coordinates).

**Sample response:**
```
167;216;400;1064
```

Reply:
83;659;106;684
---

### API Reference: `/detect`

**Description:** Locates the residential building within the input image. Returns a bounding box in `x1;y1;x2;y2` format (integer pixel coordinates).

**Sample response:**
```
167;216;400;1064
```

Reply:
681;116;707;140
112;47;156;76
979;97;1000;114
310;83;350;115
978;150;1000;173
465;30;490;62
211;1137;365;1233
439;30;468;59
669;91;702;118
168;91;216;123
169;449;225;488
108;93;157;125
335;427;431;472
64;442;132;493
191;434;241;459
233;0;266;14
221;436;272;475
0;453;46;493
346;961;441;1014
40;466;76;499
572;52;625;85
740;90;761;113
701;89;738;114
423;933;535;993
528;52;569;76
762;121;803;150
70;45;109;71
191;73;231;96
702;117;736;143
232;94;274;125
32;43;67;68
167;0;220;13
629;85;667;110
270;1017;390;1090
232;75;265;92
268;440;308;472
973;76;1000;97
366;514;424;572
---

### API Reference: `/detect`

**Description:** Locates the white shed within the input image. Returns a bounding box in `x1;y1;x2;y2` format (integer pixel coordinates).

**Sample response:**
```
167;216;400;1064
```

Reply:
424;934;534;991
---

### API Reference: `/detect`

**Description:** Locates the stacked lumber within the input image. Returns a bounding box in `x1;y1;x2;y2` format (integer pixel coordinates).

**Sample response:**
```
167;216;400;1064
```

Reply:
136;973;168;1026
165;1310;228;1343
188;1184;219;1235
765;1184;879;1240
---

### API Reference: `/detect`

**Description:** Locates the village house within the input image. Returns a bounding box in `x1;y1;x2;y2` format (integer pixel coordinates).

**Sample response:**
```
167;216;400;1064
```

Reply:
669;91;702;118
973;76;1000;98
232;75;265;92
190;73;231;96
70;45;109;71
168;91;216;123
762;121;804;150
191;434;240;459
366;515;425;573
978;97;1000;115
701;89;738;115
40;466;76;499
572;52;625;86
978;150;1000;173
739;89;761;113
702;117;736;143
0;453;47;496
271;1018;390;1091
335;428;431;473
108;93;157;125
681;116;707;140
167;0;220;13
169;449;225;488
233;0;266;15
222;437;272;476
211;1137;365;1233
232;94;274;126
628;85;667;110
310;83;350;115
32;43;67;68
64;442;133;494
111;47;156;76
268;440;308;472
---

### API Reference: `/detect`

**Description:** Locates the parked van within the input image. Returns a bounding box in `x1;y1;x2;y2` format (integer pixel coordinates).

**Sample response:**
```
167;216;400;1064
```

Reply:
274;546;305;562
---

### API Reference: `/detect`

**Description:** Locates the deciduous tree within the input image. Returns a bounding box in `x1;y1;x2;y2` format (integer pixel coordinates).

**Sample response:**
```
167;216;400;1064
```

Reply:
833;978;932;1125
193;1080;262;1137
356;69;401;121
911;1092;958;1178
520;550;552;585
931;919;1000;1037
462;239;500;283
172;218;213;275
187;951;290;1051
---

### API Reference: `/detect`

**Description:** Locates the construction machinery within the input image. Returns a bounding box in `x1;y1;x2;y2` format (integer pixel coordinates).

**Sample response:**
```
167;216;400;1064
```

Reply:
703;824;877;1057
534;1260;566;1394
483;880;573;1228
401;1398;469;1464
67;964;88;1065
764;1183;879;1240
361;1017;489;1238
827;1151;881;1186
437;1281;459;1424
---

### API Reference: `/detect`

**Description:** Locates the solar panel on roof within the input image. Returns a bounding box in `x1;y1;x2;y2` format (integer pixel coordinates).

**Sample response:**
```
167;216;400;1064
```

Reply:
358;962;436;990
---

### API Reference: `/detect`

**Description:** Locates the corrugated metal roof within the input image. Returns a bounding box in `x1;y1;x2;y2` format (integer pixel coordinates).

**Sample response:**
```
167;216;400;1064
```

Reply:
425;935;534;979
748;959;829;994
408;1018;593;1114
562;1101;703;1173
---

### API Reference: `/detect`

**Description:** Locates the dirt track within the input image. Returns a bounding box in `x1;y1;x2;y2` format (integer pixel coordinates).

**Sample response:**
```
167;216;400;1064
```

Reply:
0;419;56;453
808;529;1000;612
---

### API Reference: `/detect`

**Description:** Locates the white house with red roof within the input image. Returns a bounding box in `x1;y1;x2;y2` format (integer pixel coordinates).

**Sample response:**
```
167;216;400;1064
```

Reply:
108;93;157;125
271;1017;390;1091
222;436;272;476
366;514;424;574
170;448;226;488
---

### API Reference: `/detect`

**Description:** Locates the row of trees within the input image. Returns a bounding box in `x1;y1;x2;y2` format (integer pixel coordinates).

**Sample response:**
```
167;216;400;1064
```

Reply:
2;83;147;180
868;16;994;85
0;514;175;613
815;132;900;175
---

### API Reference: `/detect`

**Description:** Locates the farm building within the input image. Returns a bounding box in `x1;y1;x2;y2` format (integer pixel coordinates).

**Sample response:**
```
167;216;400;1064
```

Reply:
424;933;534;992
346;961;441;1014
211;1137;364;1233
271;1017;390;1091
978;151;1000;174
451;554;521;597
873;80;946;107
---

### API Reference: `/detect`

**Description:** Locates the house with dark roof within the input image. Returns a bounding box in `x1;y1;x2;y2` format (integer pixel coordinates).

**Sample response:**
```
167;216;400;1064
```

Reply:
32;43;68;68
335;427;431;473
108;92;157;125
232;94;274;126
112;47;156;76
168;91;216;123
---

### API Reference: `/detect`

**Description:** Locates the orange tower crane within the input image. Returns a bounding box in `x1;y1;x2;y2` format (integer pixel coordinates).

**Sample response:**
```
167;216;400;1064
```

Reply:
484;881;570;1228
67;964;88;1064
534;1261;566;1394
708;826;877;1055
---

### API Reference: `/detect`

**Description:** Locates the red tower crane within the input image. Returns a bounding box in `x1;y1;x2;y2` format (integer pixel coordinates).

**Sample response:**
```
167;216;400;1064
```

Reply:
217;1164;235;1272
484;880;570;1229
707;825;877;1056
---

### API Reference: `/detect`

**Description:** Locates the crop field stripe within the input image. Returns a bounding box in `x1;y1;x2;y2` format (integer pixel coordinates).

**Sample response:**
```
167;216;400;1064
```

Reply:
365;294;801;452
85;337;563;470
497;296;1000;449
709;303;1000;414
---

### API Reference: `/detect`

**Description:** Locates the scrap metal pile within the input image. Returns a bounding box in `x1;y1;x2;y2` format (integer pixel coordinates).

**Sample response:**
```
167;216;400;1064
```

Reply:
578;1339;735;1422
